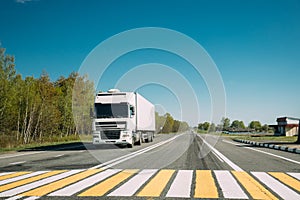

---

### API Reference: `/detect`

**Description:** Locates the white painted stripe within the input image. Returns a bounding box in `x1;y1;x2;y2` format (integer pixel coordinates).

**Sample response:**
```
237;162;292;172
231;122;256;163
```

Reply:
9;161;26;165
0;171;48;186
166;170;193;198
108;169;157;196
212;151;224;162
0;152;43;160
252;172;300;200
245;147;300;165
0;169;83;197
0;172;13;176
214;170;248;199
54;154;64;158
23;196;40;200
288;172;300;180
222;139;240;145
90;134;183;169
198;135;243;171
5;196;22;200
48;169;121;196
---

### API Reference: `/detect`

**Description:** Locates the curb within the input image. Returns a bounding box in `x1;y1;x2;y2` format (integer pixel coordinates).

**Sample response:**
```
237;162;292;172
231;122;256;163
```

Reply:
233;139;300;154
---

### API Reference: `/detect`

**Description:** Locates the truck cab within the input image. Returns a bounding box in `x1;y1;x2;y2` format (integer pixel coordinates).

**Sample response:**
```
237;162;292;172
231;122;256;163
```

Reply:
92;89;155;148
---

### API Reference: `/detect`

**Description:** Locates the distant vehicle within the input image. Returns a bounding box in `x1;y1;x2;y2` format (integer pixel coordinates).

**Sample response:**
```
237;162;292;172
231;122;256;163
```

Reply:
92;89;155;148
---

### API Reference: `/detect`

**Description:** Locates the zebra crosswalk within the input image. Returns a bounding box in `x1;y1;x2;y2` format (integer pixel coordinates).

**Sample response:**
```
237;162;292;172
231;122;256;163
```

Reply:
0;168;299;199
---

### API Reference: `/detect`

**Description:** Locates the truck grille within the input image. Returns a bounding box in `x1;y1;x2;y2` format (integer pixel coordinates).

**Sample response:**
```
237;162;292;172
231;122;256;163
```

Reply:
100;130;120;140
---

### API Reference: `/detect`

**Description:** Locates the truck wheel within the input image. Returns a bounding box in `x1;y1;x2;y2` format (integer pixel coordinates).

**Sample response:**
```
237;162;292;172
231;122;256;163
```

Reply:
127;143;133;148
150;133;153;142
135;136;142;145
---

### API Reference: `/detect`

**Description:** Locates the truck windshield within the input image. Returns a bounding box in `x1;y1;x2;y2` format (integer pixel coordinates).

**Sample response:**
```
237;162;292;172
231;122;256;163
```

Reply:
95;103;128;118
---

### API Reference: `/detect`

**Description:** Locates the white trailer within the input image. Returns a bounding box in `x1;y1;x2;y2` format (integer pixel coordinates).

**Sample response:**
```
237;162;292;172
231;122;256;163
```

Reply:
92;89;155;148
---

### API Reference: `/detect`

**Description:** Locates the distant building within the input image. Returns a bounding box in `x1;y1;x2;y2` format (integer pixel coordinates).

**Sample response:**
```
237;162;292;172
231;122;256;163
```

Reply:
270;117;299;136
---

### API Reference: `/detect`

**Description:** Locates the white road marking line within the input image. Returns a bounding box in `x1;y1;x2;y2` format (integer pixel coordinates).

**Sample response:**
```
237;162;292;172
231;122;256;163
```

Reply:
198;135;243;171
0;171;48;186
0;152;43;160
252;172;300;199
166;170;193;198
23;196;40;200
8;161;26;165
0;169;83;197
48;169;121;196
214;170;248;199
54;154;64;158
222;139;241;145
288;172;300;180
0;172;13;176
244;147;300;165
5;196;22;200
108;169;157;197
90;133;183;169
212;151;224;162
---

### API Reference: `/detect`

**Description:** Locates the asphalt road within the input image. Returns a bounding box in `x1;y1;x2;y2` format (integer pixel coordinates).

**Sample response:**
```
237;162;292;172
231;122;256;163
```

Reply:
0;131;299;199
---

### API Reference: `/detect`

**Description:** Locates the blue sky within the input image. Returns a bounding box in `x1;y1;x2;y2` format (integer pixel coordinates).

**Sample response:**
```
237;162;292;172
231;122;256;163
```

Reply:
1;0;300;126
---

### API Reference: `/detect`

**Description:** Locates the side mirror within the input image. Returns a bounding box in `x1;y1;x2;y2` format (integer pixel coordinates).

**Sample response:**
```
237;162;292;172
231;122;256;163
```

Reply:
130;106;135;116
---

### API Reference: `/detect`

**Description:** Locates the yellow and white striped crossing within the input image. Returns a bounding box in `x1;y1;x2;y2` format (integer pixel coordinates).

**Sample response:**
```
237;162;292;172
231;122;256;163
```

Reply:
0;168;299;199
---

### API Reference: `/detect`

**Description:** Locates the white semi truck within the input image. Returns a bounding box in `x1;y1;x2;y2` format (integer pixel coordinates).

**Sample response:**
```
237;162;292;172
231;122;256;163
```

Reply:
92;89;155;148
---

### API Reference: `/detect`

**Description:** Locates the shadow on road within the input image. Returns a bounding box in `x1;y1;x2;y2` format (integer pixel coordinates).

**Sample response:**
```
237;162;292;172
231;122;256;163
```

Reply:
18;142;125;152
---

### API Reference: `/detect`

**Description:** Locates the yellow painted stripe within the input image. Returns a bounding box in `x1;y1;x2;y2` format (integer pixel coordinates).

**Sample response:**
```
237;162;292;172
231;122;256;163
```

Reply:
21;169;102;196
78;169;138;197
137;170;175;197
233;171;278;200
0;170;66;192
0;172;31;181
269;172;300;192
194;170;218;198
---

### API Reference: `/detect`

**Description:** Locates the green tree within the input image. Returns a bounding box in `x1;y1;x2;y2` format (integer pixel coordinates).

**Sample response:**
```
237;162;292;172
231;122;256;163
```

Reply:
231;120;246;129
198;122;210;131
172;120;180;132
209;123;216;132
162;113;174;133
261;124;269;133
249;121;262;132
221;117;230;130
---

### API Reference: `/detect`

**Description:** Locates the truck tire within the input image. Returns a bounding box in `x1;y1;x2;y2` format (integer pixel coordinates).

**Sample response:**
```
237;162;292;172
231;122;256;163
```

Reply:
150;133;153;142
135;134;142;145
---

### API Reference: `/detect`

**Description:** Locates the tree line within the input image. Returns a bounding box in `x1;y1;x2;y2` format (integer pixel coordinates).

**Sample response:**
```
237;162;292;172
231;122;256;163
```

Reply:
198;117;272;133
155;112;189;133
0;48;94;148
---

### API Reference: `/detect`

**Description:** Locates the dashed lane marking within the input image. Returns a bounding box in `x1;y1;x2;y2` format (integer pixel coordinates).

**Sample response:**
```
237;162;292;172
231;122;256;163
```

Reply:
269;172;300;192
0;172;31;181
288;172;300;181
252;172;300;199
194;170;218;198
78;169;138;197
20;169;102;196
48;169;120;196
0;171;47;186
0;169;298;199
9;161;26;165
232;171;278;200
215;170;248;199
137;169;175;197
108;169;157;197
166;170;193;198
0;170;64;193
